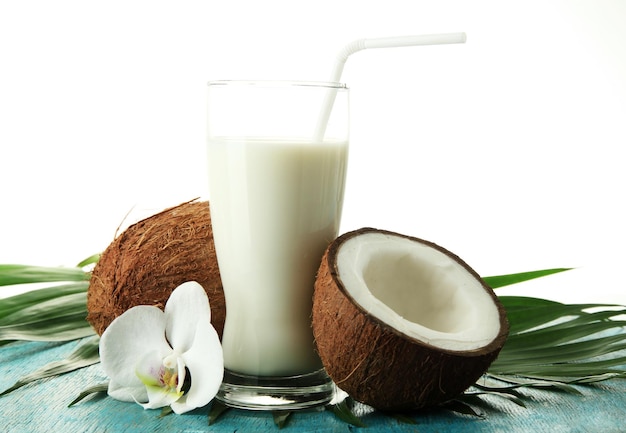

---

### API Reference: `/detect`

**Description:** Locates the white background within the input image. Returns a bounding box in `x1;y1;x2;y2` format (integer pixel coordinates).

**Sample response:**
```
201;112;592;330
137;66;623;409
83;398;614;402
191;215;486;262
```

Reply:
1;0;625;303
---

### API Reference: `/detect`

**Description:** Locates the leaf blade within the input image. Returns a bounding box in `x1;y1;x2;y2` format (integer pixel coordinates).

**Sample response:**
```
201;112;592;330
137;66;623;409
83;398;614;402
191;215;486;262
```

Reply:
0;289;95;342
76;254;101;269
0;335;100;397
272;411;292;429
68;382;109;407
484;268;572;289
0;282;89;319
208;400;231;425
0;264;89;286
328;398;367;427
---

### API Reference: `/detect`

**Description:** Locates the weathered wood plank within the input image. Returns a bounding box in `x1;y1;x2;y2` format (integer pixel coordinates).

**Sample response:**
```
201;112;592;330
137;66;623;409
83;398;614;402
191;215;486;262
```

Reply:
1;340;625;432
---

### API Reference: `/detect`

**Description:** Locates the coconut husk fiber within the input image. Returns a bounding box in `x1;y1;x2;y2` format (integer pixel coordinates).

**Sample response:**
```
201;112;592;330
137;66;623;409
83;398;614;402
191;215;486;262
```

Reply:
86;200;225;338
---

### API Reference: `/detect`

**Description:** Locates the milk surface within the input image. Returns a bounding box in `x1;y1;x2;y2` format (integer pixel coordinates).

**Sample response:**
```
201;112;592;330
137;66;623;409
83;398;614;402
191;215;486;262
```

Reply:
208;137;348;376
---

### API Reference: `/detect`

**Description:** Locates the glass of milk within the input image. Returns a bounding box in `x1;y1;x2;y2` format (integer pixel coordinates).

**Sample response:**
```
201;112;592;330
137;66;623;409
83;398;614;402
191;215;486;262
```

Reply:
206;81;349;410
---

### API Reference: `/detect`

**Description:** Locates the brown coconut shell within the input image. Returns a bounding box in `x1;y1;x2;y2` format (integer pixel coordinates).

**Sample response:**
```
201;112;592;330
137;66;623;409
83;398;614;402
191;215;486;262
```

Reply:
87;200;225;338
312;228;509;412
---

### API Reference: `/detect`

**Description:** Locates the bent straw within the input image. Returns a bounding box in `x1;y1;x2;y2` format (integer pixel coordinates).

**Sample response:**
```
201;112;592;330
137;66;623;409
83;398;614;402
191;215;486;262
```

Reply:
313;32;467;141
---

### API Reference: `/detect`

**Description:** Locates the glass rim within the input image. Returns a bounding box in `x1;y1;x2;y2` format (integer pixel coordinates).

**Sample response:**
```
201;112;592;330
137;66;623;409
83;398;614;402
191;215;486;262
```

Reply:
207;80;348;89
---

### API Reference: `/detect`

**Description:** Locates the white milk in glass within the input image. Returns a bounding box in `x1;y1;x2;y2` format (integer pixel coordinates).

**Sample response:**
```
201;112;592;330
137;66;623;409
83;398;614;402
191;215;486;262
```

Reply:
208;137;348;376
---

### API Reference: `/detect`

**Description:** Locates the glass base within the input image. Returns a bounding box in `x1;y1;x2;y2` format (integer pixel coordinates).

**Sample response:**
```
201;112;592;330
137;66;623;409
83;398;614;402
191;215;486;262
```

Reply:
216;368;335;411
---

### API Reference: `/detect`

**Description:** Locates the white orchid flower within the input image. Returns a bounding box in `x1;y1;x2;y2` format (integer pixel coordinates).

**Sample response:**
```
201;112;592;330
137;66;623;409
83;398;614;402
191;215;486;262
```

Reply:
99;281;224;414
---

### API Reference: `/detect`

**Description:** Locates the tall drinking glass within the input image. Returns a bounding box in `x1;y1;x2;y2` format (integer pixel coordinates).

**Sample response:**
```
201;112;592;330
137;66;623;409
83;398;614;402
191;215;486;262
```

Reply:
206;81;349;410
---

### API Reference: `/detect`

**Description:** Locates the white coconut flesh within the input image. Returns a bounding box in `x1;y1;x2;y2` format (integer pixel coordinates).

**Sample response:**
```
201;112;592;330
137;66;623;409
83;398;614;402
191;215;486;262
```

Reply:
336;232;502;352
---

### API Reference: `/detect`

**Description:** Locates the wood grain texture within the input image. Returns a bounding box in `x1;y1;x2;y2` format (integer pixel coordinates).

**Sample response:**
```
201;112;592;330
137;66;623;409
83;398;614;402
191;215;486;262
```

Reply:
1;339;625;433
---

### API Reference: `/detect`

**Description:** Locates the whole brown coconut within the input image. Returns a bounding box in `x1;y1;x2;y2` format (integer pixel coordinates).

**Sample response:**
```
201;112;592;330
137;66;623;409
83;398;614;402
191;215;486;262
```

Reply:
313;228;509;411
87;200;225;338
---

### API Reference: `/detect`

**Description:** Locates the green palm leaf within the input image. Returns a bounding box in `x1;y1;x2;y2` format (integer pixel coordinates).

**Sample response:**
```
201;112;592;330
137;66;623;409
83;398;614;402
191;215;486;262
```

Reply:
0;282;88;318
0;282;95;343
0;259;95;345
486;295;626;391
0;264;90;286
0;335;100;397
483;268;572;289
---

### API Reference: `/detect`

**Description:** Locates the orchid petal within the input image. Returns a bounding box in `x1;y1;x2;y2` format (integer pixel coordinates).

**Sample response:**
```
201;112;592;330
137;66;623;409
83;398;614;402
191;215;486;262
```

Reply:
135;350;171;388
171;316;224;414
175;356;187;394
99;305;171;402
141;384;182;410
134;350;185;410
107;379;148;403
164;281;212;353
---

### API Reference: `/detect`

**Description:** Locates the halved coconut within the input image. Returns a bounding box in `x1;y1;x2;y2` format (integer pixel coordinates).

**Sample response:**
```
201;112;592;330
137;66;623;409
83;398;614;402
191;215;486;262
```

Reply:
312;228;509;411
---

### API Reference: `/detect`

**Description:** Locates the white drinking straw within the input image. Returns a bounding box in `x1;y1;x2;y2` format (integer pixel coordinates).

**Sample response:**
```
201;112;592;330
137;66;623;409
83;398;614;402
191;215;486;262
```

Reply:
314;32;467;140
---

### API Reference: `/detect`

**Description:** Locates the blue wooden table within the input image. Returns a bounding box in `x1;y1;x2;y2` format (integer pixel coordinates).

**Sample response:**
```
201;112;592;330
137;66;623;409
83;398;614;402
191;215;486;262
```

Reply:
2;338;625;433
